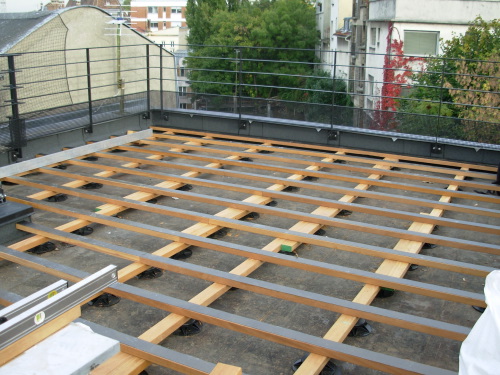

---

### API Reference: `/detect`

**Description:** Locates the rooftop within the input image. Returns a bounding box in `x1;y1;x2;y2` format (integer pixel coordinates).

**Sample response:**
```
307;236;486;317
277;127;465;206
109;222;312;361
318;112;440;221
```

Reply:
1;126;499;374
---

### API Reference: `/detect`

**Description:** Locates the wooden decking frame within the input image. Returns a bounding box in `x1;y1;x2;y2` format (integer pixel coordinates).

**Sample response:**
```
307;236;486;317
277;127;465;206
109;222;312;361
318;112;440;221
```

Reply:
1;126;499;375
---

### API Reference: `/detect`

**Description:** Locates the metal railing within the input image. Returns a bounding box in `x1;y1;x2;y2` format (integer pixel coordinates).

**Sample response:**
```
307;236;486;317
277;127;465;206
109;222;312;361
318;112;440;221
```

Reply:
1;43;499;156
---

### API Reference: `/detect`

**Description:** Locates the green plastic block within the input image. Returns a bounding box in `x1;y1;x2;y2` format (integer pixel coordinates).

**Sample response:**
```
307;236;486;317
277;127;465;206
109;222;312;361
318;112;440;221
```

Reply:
280;244;293;253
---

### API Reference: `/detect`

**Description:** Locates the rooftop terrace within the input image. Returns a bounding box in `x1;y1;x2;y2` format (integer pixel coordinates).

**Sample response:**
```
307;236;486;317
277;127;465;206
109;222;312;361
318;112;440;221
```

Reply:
1;126;499;374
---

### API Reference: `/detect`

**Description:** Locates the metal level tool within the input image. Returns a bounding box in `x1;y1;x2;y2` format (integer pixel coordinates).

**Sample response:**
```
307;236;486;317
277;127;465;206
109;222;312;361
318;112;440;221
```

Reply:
0;280;68;323
0;265;117;351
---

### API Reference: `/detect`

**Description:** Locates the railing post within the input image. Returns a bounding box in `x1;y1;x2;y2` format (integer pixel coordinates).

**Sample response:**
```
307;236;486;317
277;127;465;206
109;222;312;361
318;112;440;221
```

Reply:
7;53;26;160
86;48;93;134
436;57;446;141
146;44;151;117
331;49;338;129
235;49;245;129
160;46;164;117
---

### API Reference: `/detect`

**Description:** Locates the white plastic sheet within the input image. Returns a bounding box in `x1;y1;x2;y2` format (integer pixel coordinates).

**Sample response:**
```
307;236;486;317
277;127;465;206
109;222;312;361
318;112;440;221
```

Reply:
459;270;500;375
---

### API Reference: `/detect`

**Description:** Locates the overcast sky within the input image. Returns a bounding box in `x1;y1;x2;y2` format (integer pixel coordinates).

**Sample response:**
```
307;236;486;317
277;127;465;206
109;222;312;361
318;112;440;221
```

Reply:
4;0;50;12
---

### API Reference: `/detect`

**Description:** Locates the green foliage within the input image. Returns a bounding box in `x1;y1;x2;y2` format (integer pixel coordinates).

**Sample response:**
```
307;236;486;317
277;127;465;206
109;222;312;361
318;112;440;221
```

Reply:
402;17;500;143
185;0;232;46
303;71;353;124
305;71;352;106
445;53;500;143
397;99;461;138
186;0;320;100
442;17;500;61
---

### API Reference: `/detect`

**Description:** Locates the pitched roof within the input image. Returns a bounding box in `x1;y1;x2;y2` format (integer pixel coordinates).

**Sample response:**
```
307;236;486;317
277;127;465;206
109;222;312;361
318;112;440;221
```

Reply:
0;11;57;53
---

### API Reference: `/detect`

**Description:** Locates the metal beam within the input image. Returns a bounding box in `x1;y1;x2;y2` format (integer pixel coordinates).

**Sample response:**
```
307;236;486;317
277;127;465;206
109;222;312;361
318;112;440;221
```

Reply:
0;130;152;178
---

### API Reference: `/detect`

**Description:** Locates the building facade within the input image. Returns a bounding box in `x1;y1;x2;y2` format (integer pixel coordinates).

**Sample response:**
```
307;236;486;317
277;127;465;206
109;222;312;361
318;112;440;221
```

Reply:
130;0;187;33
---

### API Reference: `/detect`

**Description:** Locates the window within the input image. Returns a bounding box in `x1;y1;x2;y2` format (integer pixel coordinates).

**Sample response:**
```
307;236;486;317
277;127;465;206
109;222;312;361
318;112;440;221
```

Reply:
180;103;187;109
368;75;375;97
180;66;185;76
370;28;376;46
404;31;439;56
150;21;158;31
179;87;187;96
171;7;182;13
147;6;158;14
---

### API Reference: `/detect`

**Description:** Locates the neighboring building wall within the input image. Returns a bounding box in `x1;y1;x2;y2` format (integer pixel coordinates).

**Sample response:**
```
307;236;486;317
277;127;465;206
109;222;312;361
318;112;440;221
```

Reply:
174;50;192;109
316;0;353;77
315;0;332;70
369;0;500;24
130;0;187;33
337;0;353;30
147;26;188;51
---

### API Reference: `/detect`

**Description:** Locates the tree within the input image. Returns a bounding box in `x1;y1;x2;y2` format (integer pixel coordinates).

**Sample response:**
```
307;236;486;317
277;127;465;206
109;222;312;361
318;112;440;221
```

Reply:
402;17;500;143
185;0;234;46
185;0;319;101
444;53;500;143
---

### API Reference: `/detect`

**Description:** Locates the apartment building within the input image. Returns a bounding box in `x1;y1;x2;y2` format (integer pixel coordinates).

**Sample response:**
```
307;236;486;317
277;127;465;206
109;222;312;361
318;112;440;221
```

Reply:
130;0;187;32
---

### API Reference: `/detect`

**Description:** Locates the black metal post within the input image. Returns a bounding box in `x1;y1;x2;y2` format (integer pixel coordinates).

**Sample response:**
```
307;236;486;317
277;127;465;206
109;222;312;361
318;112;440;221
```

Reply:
146;44;151;116
86;48;93;134
236;49;244;129
436;59;446;140
7;53;26;159
331;50;338;129
159;46;164;116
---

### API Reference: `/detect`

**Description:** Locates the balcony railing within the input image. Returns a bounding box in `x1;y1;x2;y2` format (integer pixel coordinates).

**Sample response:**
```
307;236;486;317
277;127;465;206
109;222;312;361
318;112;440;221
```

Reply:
1;44;499;156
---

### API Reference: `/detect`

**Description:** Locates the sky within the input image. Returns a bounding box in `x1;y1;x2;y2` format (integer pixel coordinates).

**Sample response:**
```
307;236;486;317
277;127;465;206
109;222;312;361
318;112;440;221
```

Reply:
3;0;51;12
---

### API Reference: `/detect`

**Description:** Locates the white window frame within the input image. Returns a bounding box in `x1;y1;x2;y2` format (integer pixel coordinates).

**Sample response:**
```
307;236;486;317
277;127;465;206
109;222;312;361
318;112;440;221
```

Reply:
404;30;439;56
